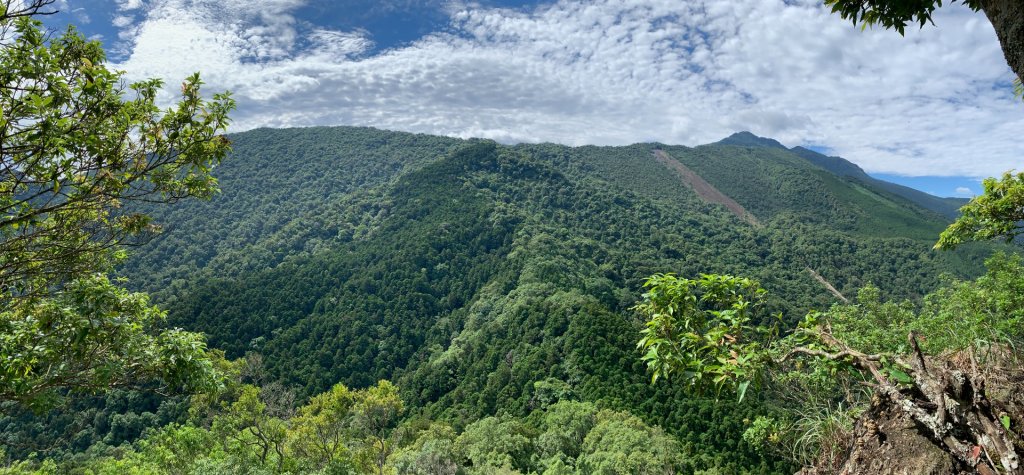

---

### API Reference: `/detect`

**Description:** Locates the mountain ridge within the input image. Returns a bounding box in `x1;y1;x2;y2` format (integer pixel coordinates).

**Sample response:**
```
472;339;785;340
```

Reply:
714;131;789;149
115;125;991;473
709;131;966;219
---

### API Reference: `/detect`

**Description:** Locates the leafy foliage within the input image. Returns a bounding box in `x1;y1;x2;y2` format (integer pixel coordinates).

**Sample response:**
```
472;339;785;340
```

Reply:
635;273;774;399
828;251;1024;354
289;383;355;470
0;275;216;410
0;9;233;299
640;252;1024;468
0;2;232;409
0;124;990;471
67;125;983;473
0;377;698;475
575;409;684;475
1;1;1020;472
824;0;982;35
936;171;1024;249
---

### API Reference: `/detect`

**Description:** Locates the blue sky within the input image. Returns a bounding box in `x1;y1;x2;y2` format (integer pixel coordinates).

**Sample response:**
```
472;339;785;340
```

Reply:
870;174;981;198
51;1;549;57
45;0;1022;195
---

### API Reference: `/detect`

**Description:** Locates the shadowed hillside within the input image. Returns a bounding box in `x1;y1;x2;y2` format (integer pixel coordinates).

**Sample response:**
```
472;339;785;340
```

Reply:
108;126;994;473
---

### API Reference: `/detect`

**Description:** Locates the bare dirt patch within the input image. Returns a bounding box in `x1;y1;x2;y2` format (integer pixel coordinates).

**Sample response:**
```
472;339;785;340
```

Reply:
652;149;760;227
805;267;849;303
652;150;853;303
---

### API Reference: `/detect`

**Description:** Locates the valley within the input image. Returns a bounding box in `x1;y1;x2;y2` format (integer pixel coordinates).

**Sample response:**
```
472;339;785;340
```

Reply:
3;0;1023;472
76;128;1007;471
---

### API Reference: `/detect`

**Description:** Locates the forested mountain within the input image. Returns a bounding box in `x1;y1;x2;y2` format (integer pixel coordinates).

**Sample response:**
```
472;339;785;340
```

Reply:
124;127;981;302
2;126;997;472
4;0;1022;469
785;143;968;219
37;125;980;473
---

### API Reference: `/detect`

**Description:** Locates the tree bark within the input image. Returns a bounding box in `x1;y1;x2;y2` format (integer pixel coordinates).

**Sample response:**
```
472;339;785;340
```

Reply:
789;327;1023;473
981;0;1024;81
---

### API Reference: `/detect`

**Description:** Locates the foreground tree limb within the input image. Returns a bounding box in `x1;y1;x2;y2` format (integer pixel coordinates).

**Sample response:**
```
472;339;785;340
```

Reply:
790;328;1022;473
0;6;233;408
637;266;1024;473
824;0;1023;82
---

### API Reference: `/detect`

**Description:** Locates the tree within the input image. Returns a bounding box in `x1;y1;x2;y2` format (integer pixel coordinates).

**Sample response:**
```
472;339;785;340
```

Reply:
635;267;1024;472
575;410;683;475
824;0;1023;81
1;1;233;296
352;380;404;475
289;382;356;471
0;1;233;407
634;273;775;401
455;416;531;474
936;171;1024;249
136;423;223;474
534;400;598;472
389;424;462;475
212;385;291;472
0;274;217;410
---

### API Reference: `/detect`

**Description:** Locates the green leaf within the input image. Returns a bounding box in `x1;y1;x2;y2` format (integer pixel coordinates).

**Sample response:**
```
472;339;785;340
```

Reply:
1001;415;1011;430
887;368;913;384
736;380;750;403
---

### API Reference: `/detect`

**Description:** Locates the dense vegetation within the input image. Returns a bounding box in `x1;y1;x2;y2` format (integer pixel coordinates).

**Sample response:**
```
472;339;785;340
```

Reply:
2;0;1022;471
2;123;1010;473
637;252;1024;472
0;0;228;442
4;253;1020;473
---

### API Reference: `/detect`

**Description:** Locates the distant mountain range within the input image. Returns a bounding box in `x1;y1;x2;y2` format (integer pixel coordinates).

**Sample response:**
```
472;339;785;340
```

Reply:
719;131;968;219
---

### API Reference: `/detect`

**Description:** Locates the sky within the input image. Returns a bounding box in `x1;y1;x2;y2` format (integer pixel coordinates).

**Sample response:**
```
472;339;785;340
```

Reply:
45;0;1023;197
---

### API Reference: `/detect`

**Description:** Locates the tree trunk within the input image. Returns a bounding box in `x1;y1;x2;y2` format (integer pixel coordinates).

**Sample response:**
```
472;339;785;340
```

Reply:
790;328;1024;474
981;0;1024;81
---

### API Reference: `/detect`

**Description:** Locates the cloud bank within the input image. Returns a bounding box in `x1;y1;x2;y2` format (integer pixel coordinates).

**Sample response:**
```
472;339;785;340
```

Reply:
110;0;1022;177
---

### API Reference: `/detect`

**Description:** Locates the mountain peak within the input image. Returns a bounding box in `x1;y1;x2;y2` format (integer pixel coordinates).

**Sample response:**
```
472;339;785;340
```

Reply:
789;146;867;178
714;131;787;149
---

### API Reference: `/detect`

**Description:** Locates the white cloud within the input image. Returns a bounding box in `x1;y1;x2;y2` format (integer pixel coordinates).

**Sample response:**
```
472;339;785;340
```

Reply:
111;14;133;28
110;0;1023;177
955;186;973;195
70;7;90;23
117;0;145;11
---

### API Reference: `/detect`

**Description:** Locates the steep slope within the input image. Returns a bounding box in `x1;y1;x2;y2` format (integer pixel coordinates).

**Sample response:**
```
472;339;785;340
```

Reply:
713;132;965;219
119;127;989;473
653;149;760;226
657;143;947;239
788;145;966;220
120;127;464;298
